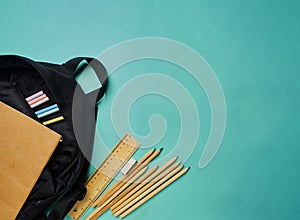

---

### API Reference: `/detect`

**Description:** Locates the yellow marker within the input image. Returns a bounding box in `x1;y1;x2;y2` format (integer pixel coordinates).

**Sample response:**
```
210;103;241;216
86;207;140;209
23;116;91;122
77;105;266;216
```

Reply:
42;116;64;125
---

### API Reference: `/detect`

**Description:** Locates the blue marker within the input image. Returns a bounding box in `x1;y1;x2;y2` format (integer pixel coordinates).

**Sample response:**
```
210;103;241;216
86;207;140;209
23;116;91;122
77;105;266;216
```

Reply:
37;107;59;118
35;104;58;115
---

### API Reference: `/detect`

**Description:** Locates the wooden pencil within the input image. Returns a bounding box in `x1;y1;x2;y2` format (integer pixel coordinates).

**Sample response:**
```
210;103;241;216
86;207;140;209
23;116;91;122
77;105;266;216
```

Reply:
86;165;159;220
108;164;160;207
86;167;148;220
92;148;162;207
94;148;162;208
113;164;183;216
91;148;155;208
127;148;156;174
88;157;179;219
110;157;178;212
93;148;162;208
119;167;190;218
95;165;148;211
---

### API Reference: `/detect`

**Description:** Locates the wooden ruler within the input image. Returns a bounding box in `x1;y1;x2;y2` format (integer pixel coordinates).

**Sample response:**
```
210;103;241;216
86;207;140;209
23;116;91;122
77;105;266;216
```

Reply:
68;133;141;220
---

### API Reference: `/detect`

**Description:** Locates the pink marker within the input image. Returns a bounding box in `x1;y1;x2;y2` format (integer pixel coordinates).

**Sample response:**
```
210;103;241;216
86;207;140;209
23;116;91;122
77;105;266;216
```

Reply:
28;94;47;105
30;96;50;108
25;91;44;102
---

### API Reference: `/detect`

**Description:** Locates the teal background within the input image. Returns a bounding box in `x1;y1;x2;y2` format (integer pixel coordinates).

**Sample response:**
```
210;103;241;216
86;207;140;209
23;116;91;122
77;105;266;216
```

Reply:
1;0;300;220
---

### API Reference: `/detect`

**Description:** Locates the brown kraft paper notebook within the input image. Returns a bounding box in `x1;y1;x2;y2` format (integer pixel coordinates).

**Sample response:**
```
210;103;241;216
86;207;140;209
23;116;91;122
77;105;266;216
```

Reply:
0;101;62;220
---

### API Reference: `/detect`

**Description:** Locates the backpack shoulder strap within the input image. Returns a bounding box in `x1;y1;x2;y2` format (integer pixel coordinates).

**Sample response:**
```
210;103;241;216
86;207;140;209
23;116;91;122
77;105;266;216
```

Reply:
46;57;108;220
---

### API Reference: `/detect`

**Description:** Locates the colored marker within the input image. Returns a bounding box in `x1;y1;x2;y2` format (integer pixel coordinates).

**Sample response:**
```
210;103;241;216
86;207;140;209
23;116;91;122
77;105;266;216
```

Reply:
28;94;47;105
35;104;58;115
37;107;59;118
30;97;49;108
25;91;44;102
42;116;64;126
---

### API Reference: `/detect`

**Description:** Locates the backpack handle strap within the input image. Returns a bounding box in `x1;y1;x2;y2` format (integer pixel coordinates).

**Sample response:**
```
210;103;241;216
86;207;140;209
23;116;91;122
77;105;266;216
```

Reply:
63;57;108;103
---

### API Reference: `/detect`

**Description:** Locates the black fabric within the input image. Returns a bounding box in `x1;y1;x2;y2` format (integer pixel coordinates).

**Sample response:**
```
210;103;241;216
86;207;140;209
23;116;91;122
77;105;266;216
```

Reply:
0;55;108;220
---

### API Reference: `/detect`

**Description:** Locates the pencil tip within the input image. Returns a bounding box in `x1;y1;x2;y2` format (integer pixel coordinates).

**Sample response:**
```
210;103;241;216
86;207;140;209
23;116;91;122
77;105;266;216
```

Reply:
159;147;164;151
177;164;184;170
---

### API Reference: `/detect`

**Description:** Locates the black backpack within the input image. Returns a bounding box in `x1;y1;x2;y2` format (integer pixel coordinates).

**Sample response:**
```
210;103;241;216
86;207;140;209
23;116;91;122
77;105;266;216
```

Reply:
0;55;108;220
